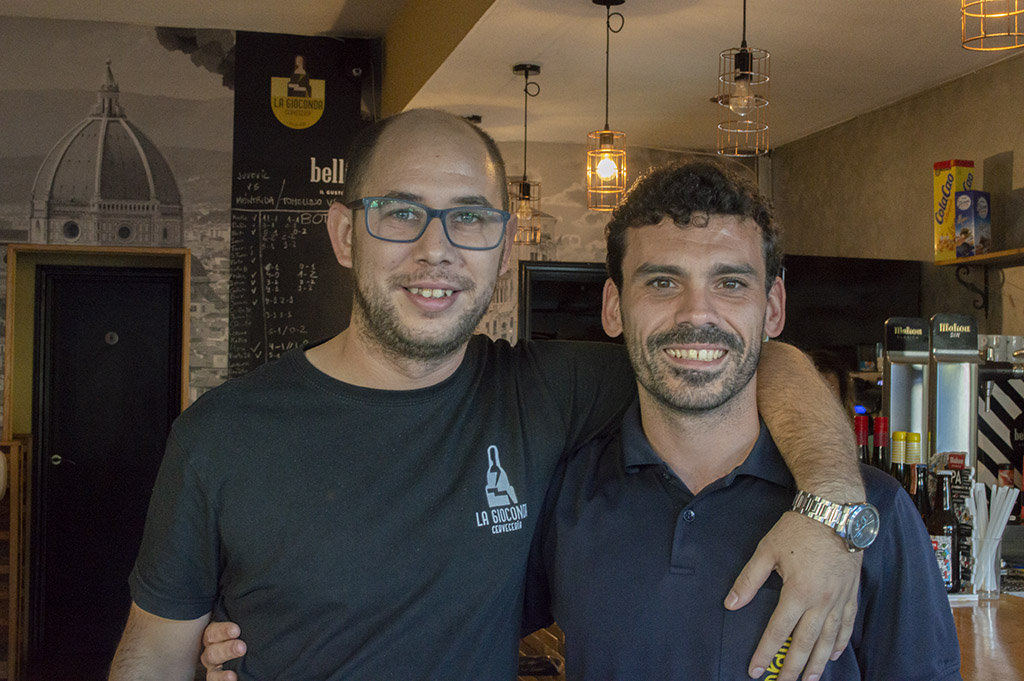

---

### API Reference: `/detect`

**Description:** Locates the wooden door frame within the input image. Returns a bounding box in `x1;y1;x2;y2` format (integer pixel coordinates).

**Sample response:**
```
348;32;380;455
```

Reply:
1;244;190;679
3;244;191;441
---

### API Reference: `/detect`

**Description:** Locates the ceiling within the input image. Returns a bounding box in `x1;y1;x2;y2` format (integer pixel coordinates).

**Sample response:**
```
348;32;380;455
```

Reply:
0;0;409;38
3;0;1019;153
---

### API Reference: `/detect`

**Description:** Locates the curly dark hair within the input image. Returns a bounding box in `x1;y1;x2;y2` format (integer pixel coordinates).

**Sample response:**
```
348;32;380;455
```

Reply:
342;109;508;210
605;159;782;293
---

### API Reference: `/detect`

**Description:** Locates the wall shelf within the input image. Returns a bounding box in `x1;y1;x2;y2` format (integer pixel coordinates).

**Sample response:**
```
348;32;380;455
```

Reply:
935;247;1024;268
934;248;1024;318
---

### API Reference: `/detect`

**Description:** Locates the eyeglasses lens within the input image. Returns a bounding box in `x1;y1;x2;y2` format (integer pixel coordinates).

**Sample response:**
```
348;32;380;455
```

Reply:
365;199;504;249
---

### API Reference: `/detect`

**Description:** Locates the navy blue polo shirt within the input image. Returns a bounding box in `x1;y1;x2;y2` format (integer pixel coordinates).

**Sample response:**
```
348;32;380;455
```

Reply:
525;400;961;681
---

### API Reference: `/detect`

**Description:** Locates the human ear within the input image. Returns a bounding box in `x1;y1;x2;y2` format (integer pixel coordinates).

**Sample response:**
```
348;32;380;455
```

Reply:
327;201;354;268
763;275;786;338
601;278;624;339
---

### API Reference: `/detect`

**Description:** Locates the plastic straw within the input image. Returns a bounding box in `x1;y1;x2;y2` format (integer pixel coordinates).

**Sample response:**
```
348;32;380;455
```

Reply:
973;483;989;540
972;484;1020;595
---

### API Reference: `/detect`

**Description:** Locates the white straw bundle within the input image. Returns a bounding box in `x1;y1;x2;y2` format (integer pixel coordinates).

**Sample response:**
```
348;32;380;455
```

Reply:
972;482;1021;594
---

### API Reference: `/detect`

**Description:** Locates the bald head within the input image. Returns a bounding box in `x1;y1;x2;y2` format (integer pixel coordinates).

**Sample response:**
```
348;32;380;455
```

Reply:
342;109;509;210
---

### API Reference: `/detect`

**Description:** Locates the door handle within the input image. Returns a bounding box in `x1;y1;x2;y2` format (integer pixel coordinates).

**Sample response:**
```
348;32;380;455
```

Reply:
49;455;76;466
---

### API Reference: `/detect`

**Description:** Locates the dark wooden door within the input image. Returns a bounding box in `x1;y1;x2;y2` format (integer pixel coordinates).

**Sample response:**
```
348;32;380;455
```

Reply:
29;265;182;679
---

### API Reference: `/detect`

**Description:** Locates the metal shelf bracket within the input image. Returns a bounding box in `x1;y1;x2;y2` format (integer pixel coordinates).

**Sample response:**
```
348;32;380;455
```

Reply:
955;264;988;318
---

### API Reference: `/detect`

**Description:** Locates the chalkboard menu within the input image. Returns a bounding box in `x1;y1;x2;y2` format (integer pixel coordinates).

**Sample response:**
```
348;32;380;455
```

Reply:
229;31;377;378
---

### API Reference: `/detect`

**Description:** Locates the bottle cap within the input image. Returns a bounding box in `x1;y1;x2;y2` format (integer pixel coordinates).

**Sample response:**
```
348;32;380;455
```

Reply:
854;415;869;444
905;432;922;465
874;416;889;440
892;431;906;464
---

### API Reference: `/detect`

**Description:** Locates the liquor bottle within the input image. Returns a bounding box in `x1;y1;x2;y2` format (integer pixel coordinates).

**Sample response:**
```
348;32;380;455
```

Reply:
905;433;929;522
872;416;889;471
913;465;931;523
903;432;921;493
890;431;906;482
854;415;870;465
927;471;960;593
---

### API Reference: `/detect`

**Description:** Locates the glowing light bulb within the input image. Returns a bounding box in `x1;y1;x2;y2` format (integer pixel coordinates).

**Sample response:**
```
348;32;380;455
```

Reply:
596;155;618;181
517;203;532;223
728;77;755;117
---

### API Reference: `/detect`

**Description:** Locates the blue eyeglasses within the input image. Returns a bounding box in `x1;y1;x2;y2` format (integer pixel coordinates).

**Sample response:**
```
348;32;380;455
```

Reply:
347;197;510;251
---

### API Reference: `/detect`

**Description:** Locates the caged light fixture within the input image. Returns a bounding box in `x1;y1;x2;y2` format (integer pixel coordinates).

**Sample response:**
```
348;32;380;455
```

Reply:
509;63;551;246
714;0;769;156
586;0;627;212
962;0;1024;51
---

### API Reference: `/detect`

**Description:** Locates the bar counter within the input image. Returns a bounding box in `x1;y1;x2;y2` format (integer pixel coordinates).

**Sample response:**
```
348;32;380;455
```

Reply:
953;595;1024;681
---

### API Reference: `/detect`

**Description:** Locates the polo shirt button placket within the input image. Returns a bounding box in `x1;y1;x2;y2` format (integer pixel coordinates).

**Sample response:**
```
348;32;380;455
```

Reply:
670;507;698;575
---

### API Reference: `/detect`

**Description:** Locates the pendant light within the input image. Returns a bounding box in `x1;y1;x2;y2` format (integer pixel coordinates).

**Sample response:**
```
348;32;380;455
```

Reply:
586;0;627;212
962;1;1024;50
509;63;549;246
715;0;769;156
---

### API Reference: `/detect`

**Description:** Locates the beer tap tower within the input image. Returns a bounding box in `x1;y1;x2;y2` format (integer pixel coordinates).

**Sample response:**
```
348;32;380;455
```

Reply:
928;314;982;464
882;317;930;453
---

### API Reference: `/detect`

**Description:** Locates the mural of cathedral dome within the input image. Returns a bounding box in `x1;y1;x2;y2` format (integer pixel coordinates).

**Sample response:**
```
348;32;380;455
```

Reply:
29;61;183;246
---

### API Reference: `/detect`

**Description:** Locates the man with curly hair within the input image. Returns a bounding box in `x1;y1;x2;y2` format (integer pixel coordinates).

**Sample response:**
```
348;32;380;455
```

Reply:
524;160;960;681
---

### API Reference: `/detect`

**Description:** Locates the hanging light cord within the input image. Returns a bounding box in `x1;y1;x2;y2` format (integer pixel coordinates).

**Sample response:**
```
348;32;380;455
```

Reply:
522;70;539;181
741;0;747;47
603;5;625;130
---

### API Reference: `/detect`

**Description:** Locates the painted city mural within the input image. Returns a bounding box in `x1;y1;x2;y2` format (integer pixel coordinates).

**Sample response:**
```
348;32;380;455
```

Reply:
0;17;235;405
0;16;704;408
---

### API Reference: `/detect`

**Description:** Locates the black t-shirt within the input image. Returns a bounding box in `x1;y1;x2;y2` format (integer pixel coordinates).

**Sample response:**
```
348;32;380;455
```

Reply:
130;336;634;680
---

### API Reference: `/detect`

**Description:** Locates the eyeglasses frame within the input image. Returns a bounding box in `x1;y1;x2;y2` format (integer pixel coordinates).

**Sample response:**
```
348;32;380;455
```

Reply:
345;197;511;251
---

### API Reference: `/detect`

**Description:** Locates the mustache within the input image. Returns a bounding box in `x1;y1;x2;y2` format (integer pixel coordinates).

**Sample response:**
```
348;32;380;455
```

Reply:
645;324;744;354
391;269;475;292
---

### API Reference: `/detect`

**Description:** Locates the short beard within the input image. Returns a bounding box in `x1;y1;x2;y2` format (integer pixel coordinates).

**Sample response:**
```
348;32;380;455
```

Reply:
352;269;495;365
629;323;761;414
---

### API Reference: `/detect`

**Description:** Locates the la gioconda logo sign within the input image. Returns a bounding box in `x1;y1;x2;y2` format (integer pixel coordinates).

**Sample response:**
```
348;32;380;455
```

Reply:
270;55;325;129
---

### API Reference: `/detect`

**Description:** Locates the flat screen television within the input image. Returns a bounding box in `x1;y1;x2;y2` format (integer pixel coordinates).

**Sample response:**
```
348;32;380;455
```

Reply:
518;261;618;343
779;254;922;361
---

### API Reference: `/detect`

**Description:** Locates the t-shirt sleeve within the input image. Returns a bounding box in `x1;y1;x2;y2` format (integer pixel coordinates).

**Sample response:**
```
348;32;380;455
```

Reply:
856;468;962;680
530;340;636;453
129;430;220;620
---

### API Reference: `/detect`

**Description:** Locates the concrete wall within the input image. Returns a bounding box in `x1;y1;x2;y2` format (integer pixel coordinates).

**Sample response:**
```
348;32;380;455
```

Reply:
773;52;1024;335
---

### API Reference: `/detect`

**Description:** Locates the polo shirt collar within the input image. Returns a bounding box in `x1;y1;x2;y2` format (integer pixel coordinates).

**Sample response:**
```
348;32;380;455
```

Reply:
619;398;794;490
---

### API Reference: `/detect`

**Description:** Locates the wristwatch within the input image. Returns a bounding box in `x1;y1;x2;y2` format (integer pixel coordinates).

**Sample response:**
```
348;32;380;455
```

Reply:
790;491;880;552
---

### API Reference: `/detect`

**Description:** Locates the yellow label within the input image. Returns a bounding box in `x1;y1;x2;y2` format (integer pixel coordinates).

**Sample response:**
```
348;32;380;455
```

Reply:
763;637;792;680
933;162;974;261
270;77;326;130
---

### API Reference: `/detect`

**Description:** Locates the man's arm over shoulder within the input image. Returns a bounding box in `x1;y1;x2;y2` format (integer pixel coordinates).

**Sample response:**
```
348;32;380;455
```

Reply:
109;602;210;681
730;340;865;681
524;340;636;449
757;341;863;501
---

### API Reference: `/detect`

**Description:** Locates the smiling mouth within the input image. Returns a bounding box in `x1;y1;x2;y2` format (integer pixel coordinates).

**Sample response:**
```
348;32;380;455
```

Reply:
665;348;726;362
407;287;455;299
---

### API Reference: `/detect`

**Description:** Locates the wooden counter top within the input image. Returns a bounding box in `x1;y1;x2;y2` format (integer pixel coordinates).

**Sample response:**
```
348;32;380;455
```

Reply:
953;595;1024;681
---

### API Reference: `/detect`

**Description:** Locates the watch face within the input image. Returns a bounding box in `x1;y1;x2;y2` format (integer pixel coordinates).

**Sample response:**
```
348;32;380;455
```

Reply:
847;505;880;549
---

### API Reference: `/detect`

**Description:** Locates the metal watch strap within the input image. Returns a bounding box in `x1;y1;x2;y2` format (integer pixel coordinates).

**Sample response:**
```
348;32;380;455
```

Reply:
792;490;879;552
791;490;852;531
